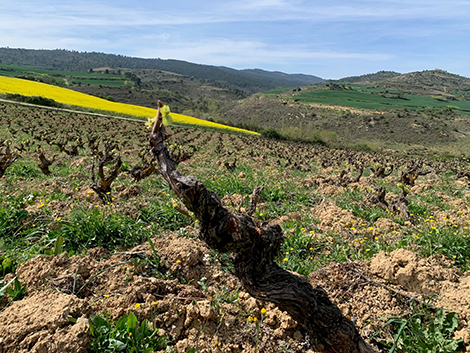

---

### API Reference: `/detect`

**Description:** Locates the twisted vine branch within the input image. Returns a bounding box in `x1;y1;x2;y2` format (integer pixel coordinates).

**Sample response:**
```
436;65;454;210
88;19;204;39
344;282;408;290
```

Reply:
148;112;376;353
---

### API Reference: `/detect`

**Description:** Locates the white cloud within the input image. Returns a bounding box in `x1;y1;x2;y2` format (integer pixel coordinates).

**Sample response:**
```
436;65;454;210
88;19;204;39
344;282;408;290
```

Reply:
136;38;392;69
2;0;469;32
0;0;468;78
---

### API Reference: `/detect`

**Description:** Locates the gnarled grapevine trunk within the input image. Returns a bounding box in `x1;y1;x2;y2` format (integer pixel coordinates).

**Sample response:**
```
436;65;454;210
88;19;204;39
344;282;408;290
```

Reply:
149;120;376;353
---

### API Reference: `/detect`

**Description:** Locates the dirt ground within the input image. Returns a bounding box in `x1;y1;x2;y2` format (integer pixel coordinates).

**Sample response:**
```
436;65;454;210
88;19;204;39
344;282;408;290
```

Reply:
1;231;470;353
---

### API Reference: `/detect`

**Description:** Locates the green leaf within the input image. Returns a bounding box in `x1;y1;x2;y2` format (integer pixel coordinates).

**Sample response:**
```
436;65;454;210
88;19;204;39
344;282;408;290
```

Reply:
127;311;138;332
108;338;127;351
0;277;16;297
443;311;459;333
54;235;64;256
90;315;111;332
5;278;26;300
390;320;407;353
68;316;77;324
440;338;463;352
89;322;95;336
115;314;128;331
434;308;446;327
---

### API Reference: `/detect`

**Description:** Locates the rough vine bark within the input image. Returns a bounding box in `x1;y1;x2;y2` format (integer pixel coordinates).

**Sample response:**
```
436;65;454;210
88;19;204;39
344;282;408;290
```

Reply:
148;111;376;353
89;142;122;200
0;141;18;178
36;148;57;175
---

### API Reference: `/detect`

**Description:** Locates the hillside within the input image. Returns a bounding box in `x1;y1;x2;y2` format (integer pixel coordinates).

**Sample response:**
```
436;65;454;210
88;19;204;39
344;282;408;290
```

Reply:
376;69;470;98
220;94;470;153
337;69;470;99
220;70;470;155
0;48;323;94
3;48;470;155
338;70;402;83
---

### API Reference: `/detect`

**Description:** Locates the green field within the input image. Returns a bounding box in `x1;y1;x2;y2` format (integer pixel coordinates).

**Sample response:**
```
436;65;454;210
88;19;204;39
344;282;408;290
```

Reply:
0;63;125;86
293;87;470;115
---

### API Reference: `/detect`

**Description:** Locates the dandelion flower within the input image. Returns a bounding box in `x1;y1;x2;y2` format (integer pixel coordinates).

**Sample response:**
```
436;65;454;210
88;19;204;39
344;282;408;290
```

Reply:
261;308;267;315
134;303;141;308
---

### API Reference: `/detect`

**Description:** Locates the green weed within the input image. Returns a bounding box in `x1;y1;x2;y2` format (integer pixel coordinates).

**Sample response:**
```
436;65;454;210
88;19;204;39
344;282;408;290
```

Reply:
413;226;470;271
138;201;190;231
371;300;464;353
89;311;170;353
0;277;27;307
60;207;153;251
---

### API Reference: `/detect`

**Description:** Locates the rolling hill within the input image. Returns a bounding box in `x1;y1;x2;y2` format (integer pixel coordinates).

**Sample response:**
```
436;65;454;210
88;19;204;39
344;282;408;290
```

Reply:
3;47;470;156
0;48;324;94
338;70;402;83
220;69;470;155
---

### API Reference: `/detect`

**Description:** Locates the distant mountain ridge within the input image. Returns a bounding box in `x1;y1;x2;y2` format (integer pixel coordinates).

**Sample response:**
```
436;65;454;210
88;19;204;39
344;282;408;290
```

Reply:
0;48;323;94
338;70;402;83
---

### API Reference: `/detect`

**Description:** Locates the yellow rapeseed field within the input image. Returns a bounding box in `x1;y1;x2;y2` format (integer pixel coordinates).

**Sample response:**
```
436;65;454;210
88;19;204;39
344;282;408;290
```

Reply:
0;76;258;135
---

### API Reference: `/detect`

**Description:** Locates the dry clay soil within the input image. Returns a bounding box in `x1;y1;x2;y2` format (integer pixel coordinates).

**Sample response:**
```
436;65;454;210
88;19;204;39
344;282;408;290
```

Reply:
1;228;470;353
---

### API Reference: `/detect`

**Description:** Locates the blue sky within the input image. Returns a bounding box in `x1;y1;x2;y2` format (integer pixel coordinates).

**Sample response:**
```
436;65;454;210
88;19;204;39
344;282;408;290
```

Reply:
1;0;469;79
